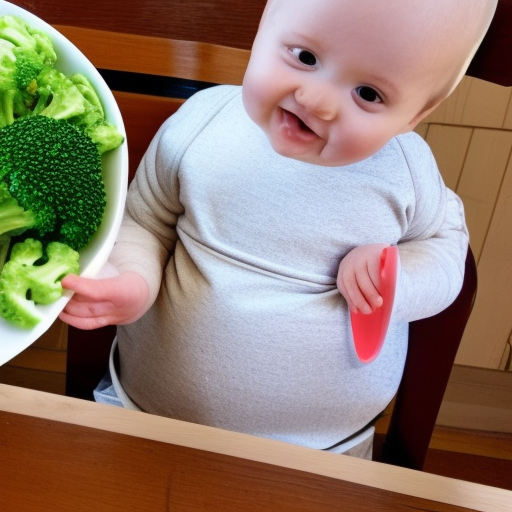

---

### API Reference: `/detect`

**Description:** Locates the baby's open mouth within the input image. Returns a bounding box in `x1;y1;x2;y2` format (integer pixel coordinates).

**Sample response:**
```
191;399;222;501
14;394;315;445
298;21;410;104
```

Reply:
297;116;313;133
282;108;315;135
291;111;313;132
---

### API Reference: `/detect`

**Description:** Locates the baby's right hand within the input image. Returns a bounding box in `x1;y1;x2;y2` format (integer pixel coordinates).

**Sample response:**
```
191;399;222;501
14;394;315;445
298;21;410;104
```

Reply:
59;270;150;330
337;243;388;314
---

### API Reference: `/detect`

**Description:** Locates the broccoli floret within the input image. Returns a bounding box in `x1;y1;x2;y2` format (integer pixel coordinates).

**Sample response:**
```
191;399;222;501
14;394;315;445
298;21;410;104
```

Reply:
69;74;125;154
72;73;105;117
82;120;126;155
31;71;124;153
0;39;17;126
0;238;79;328
0;88;16;127
0;181;35;237
0;15;56;64
0;38;16;87
14;47;45;92
32;66;86;120
0;235;9;274
0;115;106;251
0;15;37;47
0;16;57;127
0;15;124;152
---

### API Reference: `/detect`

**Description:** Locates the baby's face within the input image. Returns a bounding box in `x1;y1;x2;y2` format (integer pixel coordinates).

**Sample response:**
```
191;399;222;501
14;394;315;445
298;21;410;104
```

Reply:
242;0;455;167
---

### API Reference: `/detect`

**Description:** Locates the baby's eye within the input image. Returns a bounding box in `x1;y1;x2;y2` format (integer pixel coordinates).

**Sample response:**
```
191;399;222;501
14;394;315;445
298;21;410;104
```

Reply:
355;86;382;103
289;47;317;67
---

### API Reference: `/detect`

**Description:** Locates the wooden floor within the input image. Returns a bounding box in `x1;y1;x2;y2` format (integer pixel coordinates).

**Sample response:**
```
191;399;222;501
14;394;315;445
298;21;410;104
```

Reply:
374;426;512;492
423;427;512;491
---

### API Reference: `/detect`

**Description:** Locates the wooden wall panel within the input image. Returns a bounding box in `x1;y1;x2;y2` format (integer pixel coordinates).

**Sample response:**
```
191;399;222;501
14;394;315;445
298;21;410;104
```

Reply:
422;78;512;369
414;122;429;140
455;79;511;128
455;129;512;260
423;125;472;191
427;76;511;129
456;153;512;368
503;99;512;130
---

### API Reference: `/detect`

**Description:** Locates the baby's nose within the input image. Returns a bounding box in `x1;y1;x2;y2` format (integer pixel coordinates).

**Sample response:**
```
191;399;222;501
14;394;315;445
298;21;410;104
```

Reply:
295;86;336;121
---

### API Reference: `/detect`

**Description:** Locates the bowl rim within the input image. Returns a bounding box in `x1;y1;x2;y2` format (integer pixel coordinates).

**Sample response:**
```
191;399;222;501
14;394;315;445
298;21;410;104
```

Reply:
0;1;129;363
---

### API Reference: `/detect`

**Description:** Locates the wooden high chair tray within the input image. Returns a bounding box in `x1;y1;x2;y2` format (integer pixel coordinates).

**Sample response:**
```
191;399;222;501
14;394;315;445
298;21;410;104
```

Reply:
0;384;510;512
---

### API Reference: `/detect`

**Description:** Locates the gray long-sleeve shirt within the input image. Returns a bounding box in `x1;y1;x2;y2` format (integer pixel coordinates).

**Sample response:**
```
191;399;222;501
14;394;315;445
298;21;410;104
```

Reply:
109;85;468;450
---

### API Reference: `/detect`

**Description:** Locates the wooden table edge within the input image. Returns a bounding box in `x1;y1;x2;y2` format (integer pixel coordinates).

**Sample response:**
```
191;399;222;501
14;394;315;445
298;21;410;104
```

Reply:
1;384;511;511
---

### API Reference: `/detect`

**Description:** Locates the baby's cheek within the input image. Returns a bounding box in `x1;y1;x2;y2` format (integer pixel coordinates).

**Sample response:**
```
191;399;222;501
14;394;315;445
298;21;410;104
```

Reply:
242;80;266;123
331;127;385;166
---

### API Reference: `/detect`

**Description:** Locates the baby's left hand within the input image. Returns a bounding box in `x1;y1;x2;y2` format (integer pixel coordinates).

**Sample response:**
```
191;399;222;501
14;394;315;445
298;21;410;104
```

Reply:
337;243;389;314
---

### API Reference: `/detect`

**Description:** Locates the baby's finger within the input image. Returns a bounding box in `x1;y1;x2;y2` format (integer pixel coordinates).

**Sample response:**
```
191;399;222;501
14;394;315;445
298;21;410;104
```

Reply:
62;297;111;317
340;271;371;314
59;309;111;330
363;263;384;310
61;274;96;296
352;268;382;313
61;274;118;302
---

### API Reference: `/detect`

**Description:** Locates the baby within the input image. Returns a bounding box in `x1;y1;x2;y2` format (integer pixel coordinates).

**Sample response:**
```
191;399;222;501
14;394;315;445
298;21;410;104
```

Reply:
61;0;497;458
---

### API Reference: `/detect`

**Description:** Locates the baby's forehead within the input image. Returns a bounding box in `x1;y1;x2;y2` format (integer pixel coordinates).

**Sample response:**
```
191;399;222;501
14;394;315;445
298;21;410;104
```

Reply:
265;0;494;75
267;0;482;35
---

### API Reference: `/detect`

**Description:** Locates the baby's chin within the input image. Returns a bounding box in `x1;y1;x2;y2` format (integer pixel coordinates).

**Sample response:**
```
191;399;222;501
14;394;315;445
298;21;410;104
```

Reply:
269;145;344;167
268;140;360;168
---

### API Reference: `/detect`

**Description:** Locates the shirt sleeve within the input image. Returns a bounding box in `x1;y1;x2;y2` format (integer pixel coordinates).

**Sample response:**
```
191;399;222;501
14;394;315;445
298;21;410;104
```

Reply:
393;135;469;322
108;85;241;308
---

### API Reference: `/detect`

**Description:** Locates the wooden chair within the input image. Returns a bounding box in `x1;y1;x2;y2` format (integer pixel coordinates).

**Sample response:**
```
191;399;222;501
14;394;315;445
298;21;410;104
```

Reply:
466;0;512;88
54;0;511;470
377;248;477;469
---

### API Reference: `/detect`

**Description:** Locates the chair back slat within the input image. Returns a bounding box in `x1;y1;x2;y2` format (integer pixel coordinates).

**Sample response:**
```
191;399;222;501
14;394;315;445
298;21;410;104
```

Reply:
56;26;250;83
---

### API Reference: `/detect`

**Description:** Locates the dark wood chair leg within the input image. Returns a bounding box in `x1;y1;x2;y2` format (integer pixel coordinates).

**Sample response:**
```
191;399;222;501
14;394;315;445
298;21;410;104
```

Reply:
379;248;478;470
65;325;116;400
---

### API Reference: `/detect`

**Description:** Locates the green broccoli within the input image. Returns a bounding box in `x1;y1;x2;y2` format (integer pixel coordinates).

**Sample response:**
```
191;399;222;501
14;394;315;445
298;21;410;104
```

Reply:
0;238;79;328
32;66;87;120
0;15;56;127
0;38;15;87
0;39;18;126
0;181;35;238
0;235;9;274
27;69;123;153
14;47;44;91
69;73;125;154
0;15;125;328
0;15;124;155
0;15;56;62
0;115;106;251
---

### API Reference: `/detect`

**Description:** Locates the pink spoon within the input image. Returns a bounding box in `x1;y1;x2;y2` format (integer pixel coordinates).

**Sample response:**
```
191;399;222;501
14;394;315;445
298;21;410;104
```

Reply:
350;245;399;363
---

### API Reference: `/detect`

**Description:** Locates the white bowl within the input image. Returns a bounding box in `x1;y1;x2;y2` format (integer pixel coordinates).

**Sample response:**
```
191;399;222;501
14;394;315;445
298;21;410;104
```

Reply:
0;1;128;364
